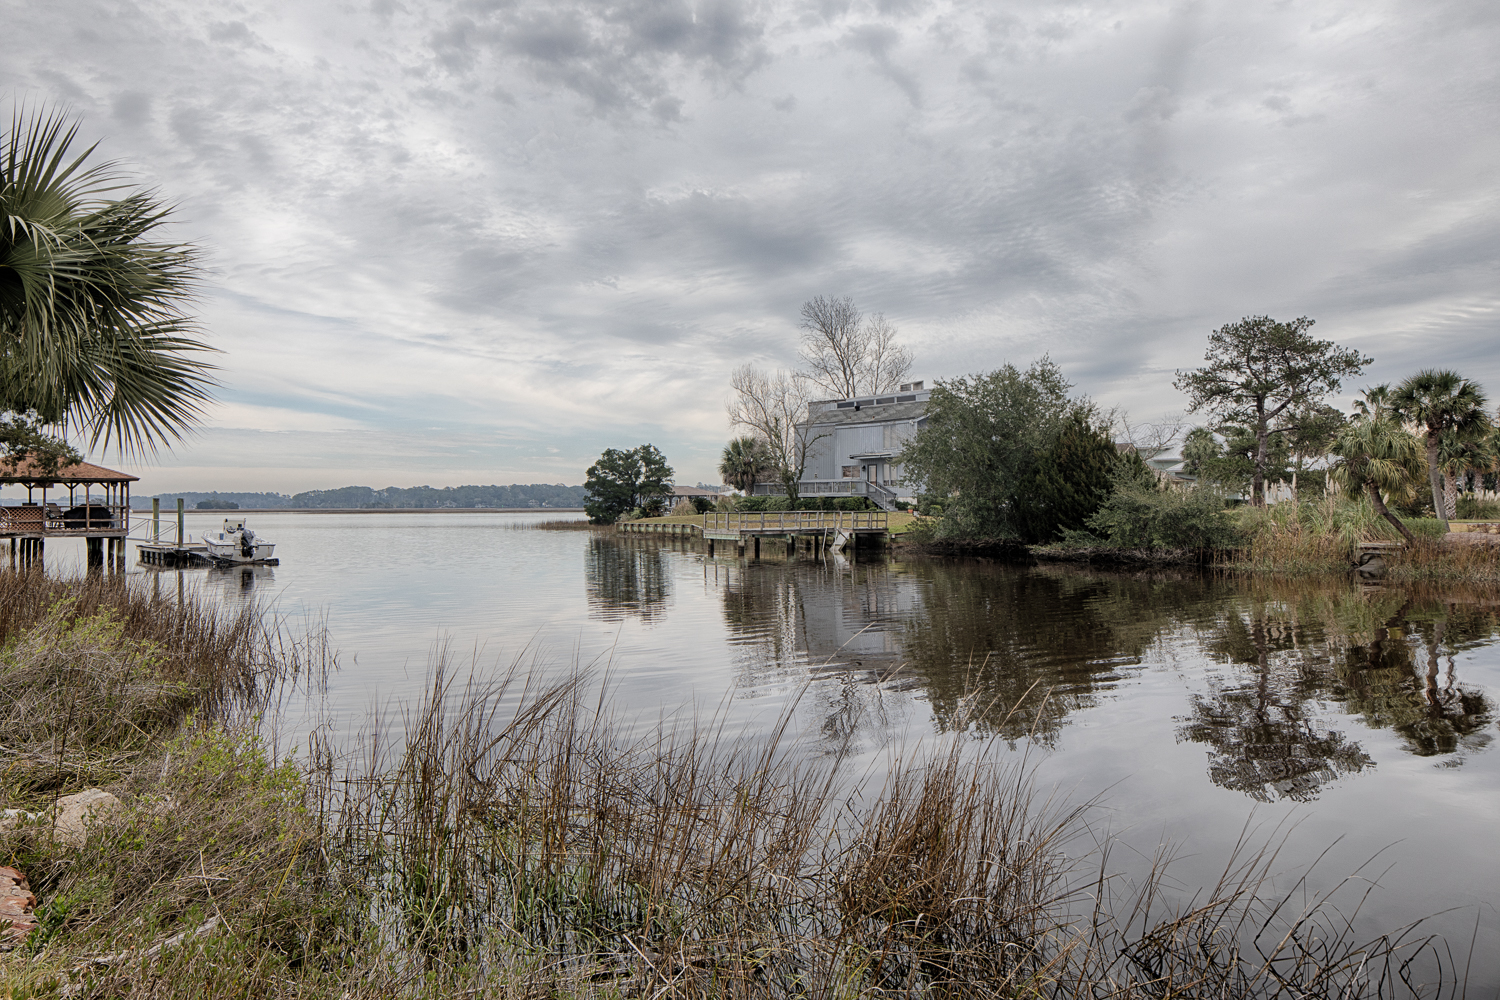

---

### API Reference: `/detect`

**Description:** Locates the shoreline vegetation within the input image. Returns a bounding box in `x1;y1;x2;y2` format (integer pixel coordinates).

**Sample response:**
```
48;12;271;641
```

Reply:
0;570;1471;997
607;499;1500;584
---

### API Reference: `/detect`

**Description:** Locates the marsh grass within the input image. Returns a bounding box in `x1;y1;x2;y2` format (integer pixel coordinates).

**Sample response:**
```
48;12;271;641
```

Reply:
1225;497;1487;579
321;658;1461;998
0;570;1469;998
508;518;599;531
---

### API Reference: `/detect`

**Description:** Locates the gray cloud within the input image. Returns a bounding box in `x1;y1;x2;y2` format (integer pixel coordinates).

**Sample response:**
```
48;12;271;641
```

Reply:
3;0;1497;489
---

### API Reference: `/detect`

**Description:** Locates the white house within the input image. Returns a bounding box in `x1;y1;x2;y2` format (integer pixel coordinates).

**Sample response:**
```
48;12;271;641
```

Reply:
752;382;931;509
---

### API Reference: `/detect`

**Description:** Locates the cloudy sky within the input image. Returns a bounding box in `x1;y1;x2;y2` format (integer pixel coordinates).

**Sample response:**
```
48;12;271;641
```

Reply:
5;0;1497;493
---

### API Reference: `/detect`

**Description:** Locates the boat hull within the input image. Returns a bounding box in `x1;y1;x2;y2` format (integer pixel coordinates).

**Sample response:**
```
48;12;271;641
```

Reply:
204;540;277;564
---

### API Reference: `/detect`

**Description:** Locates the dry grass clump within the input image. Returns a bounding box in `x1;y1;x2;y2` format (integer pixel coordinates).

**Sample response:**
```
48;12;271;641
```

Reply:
0;569;316;802
326;660;1459;998
1226;497;1465;577
0;570;349;997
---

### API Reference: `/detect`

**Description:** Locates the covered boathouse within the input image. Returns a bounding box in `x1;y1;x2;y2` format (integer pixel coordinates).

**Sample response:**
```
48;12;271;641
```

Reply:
0;457;137;569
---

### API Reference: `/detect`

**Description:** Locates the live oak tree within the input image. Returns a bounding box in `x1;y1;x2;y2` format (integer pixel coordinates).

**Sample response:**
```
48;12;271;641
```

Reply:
898;358;1087;540
1174;316;1369;506
583;444;673;524
1390;369;1491;529
1;106;216;472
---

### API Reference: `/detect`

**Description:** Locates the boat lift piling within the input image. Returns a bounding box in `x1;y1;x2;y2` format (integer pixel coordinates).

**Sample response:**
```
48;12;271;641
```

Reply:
136;497;212;566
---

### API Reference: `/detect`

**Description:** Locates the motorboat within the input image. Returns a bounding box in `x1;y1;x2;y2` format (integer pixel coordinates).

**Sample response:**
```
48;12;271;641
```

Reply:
202;519;277;564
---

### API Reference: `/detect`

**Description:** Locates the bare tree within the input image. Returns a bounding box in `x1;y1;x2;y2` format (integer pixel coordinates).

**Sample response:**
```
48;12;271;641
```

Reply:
726;364;825;500
798;296;913;398
1118;412;1186;463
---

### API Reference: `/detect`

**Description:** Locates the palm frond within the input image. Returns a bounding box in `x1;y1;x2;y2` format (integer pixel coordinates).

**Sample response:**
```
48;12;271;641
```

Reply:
2;104;216;457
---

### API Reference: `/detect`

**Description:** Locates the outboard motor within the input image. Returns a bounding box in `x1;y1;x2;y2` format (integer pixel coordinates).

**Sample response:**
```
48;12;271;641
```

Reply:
240;527;256;559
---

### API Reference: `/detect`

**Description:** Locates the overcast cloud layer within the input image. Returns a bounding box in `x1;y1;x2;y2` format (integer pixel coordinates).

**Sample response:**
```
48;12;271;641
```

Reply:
5;0;1498;492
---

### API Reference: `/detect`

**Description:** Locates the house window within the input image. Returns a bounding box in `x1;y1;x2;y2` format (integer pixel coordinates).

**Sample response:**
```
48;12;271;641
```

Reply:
842;466;859;478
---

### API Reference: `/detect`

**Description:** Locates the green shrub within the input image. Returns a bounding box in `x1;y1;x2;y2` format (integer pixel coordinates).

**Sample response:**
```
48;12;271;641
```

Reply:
1082;483;1241;550
1457;495;1500;520
736;496;768;512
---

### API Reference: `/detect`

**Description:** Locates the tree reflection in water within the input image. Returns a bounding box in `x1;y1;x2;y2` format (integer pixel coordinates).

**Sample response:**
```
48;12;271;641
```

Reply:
1178;581;1496;801
702;550;1498;799
1179;607;1374;803
585;535;670;622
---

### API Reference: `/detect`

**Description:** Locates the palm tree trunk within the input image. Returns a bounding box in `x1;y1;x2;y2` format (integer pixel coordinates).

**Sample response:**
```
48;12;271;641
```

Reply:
1367;483;1416;544
1426;436;1448;530
1443;469;1458;519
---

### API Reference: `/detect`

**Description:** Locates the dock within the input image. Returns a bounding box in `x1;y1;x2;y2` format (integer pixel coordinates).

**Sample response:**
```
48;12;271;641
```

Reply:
617;510;888;557
136;542;213;567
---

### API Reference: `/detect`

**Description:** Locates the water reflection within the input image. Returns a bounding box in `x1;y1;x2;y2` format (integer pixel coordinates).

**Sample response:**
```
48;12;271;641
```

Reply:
1179;605;1374;802
1337;600;1495;761
585;535;671;622
206;564;276;600
633;534;1499;795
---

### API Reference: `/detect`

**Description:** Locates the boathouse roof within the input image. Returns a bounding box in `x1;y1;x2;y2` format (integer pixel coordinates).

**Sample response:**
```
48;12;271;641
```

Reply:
0;457;140;486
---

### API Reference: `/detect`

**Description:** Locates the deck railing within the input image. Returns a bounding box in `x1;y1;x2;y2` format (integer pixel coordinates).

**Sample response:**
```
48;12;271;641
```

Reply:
703;510;887;534
0;501;133;536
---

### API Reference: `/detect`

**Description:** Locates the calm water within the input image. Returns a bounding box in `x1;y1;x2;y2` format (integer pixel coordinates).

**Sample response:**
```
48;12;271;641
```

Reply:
45;511;1500;984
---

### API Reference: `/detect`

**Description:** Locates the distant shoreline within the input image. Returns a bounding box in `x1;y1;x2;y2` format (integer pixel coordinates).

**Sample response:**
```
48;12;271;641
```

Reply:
125;507;588;515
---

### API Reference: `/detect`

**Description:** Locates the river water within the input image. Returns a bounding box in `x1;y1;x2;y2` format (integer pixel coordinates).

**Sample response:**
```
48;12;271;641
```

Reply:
43;510;1500;985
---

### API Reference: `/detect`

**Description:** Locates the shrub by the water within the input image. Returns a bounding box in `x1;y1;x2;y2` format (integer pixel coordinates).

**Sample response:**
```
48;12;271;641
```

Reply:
1457;495;1500;520
1073;482;1242;550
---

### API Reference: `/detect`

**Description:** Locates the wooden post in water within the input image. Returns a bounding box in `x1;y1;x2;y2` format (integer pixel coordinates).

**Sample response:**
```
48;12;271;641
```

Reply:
176;498;185;547
152;498;160;541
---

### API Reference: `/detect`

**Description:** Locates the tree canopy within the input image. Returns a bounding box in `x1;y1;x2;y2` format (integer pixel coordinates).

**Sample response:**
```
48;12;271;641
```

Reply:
898;358;1095;540
1330;386;1426;542
1;106;217;468
1390;369;1491;528
583;445;673;524
718;436;772;496
1174;316;1368;505
797;295;912;398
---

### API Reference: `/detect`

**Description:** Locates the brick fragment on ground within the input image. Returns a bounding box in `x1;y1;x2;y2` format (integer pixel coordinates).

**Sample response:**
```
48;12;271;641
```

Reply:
0;866;37;952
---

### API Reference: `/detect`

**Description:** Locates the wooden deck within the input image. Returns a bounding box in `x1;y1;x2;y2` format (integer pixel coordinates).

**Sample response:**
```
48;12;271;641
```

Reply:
616;511;888;557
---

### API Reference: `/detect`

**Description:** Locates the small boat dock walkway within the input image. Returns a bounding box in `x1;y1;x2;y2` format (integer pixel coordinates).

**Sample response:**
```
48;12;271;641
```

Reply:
618;510;888;556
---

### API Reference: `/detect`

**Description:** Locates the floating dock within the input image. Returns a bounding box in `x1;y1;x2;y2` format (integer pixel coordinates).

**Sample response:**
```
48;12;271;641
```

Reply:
136;542;212;567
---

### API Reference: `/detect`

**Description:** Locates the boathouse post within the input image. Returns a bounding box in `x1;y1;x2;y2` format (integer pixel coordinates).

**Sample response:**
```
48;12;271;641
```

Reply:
153;498;160;541
176;498;185;547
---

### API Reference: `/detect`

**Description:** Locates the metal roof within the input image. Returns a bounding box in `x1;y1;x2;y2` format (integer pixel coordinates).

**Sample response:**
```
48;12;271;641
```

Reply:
807;400;928;427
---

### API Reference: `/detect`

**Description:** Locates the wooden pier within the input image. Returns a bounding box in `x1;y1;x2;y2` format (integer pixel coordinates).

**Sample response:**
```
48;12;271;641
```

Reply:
617;510;888;557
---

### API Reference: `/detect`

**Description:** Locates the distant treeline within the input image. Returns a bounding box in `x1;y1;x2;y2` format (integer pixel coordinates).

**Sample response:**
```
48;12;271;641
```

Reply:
129;484;588;510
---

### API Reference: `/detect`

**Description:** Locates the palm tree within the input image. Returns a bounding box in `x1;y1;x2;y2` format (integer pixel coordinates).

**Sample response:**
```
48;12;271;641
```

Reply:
1;106;216;460
1331;386;1426;543
718;436;771;496
1390;370;1491;530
